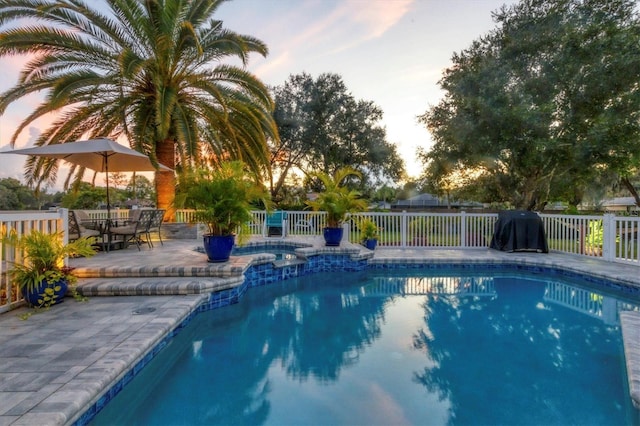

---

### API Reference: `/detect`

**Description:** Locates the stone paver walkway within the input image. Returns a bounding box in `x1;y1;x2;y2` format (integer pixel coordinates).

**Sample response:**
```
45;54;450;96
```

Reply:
0;238;638;425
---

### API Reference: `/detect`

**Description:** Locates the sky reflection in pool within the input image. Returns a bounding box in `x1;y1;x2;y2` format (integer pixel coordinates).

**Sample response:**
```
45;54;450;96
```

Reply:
91;268;640;425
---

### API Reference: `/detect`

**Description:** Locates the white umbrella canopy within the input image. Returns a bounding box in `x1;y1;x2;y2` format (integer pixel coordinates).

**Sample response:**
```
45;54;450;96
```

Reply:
2;137;172;217
5;137;171;173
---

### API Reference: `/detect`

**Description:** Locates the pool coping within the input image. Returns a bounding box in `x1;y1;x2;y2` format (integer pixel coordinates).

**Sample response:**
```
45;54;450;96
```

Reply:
1;242;639;425
621;311;640;409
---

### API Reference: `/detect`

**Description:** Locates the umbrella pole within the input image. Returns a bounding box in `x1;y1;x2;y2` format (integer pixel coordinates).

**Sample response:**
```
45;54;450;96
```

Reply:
105;154;112;252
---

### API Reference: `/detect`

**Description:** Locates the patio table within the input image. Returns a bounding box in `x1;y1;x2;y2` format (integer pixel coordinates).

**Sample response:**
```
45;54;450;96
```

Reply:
92;219;126;251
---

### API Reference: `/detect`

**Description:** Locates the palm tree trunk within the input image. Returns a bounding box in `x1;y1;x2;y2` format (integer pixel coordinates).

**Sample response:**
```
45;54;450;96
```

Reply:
156;138;176;222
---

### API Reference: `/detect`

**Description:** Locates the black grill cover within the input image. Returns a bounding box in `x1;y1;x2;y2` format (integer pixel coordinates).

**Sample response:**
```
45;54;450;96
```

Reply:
489;210;548;253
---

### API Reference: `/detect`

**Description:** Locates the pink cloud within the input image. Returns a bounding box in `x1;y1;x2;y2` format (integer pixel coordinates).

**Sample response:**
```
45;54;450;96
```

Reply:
341;0;413;39
268;0;414;62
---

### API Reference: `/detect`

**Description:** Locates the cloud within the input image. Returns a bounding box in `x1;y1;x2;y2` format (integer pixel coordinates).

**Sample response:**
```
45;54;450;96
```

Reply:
343;0;414;39
253;51;291;81
301;0;413;53
262;0;414;62
26;126;39;146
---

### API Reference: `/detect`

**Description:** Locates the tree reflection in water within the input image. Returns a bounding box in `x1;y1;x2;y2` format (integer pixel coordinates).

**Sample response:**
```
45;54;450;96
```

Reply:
412;276;631;425
94;271;389;425
93;270;638;425
256;273;385;382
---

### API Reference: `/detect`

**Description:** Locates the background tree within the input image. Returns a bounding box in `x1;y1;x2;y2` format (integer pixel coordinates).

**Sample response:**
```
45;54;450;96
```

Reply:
270;72;405;201
124;175;156;204
0;0;277;220
371;184;397;206
396;180;421;201
0;185;21;211
0;178;36;210
419;0;640;210
108;172;128;191
60;182;105;210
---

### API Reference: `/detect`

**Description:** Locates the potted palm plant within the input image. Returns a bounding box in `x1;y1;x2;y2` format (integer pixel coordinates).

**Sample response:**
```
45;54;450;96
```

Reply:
358;218;380;250
305;167;368;246
176;161;271;262
2;230;96;308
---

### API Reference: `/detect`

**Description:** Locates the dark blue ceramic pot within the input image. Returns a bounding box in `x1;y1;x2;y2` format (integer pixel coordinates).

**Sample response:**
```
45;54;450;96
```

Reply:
323;227;343;246
203;234;235;263
21;277;68;307
364;238;378;250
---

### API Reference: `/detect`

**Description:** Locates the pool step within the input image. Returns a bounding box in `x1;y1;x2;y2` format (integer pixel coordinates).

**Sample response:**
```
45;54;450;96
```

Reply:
77;275;243;297
72;255;253;279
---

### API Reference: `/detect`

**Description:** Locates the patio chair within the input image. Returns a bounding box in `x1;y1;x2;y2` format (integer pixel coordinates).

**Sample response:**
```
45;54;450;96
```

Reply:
263;210;287;238
73;209;98;230
68;210;101;242
109;209;155;250
144;209;165;248
124;208;143;225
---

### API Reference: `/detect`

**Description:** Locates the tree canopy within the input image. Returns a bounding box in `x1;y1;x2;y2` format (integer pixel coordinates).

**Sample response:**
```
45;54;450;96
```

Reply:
270;72;405;201
419;0;640;210
60;182;106;210
0;178;37;210
0;0;277;219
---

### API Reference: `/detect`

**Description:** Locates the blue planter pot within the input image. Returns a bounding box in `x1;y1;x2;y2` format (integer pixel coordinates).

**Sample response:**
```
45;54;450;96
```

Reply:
203;234;235;263
21;278;68;307
323;227;344;246
364;238;378;250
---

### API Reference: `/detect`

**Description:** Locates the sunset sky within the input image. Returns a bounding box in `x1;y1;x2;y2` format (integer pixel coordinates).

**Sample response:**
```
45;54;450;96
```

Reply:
0;0;516;190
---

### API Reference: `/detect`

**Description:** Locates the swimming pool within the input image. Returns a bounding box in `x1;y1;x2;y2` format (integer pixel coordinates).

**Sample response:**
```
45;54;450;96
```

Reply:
91;268;640;425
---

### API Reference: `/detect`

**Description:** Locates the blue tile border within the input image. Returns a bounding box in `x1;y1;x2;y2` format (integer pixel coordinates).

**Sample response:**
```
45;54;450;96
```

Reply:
73;254;640;425
73;307;199;426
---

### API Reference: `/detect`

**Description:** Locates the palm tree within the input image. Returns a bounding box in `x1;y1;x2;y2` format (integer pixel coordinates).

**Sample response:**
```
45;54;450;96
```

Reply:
305;167;368;228
0;0;277;220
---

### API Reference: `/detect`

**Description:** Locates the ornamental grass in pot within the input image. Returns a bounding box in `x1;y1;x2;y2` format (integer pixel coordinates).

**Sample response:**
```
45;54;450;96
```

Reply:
2;230;96;308
358;218;380;250
176;161;271;262
305;167;368;246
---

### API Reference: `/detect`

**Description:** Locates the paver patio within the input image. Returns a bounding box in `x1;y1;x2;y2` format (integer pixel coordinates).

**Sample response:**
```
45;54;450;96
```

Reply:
0;237;639;425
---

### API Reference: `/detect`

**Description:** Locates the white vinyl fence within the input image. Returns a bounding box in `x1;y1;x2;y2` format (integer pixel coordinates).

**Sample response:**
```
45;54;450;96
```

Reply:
42;209;640;262
83;208;133;221
176;210;639;264
541;213;640;262
1;208;639;312
348;211;496;248
0;209;67;313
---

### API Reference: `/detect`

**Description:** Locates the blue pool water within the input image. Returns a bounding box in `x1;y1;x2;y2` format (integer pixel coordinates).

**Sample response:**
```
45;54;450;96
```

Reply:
91;269;640;425
231;245;298;260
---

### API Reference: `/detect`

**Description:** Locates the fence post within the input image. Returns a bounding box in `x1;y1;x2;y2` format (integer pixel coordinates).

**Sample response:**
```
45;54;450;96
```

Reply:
401;211;407;247
343;220;350;243
602;213;616;261
59;208;70;266
60;208;69;246
460;211;467;248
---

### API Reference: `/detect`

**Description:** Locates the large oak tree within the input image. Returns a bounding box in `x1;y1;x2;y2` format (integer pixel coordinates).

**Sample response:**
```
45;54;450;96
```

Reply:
270;72;405;200
419;0;640;210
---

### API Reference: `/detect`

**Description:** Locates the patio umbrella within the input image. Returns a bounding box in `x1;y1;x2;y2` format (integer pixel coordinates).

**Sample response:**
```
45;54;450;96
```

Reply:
1;137;172;218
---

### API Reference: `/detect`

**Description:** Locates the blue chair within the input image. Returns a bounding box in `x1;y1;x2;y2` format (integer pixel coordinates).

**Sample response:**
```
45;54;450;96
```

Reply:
263;211;287;238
